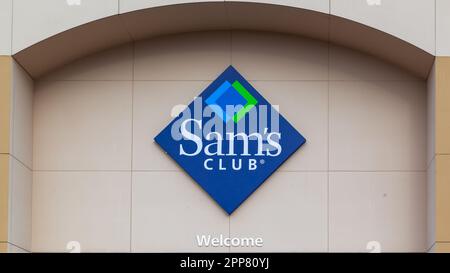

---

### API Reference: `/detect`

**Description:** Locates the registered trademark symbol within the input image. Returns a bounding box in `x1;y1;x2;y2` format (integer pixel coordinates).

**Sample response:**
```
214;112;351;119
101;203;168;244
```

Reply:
259;159;265;164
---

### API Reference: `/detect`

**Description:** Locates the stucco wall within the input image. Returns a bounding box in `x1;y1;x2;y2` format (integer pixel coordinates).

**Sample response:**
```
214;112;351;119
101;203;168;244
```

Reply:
0;0;445;56
31;31;427;252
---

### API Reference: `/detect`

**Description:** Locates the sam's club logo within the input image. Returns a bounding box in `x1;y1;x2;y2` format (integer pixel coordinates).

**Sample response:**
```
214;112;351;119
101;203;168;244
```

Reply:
155;66;306;214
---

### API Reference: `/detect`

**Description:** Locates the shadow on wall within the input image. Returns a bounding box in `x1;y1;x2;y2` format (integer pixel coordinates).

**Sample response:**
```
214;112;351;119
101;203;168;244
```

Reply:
13;2;434;80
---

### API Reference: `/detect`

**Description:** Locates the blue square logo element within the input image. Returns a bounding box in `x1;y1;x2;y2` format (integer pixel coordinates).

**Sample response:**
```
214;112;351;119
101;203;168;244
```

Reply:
154;66;306;214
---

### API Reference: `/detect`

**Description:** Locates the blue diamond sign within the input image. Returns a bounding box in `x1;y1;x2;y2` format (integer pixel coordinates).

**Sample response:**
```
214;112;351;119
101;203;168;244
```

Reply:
155;66;306;214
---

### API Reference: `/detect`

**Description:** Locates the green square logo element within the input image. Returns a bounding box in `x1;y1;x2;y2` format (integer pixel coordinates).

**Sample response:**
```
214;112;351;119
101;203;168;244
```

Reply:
231;80;258;123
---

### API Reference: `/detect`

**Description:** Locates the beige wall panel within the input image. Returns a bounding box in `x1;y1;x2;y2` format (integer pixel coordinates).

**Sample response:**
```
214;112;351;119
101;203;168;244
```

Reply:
230;172;328;252
0;243;7;253
428;63;436;166
330;172;427;252
436;155;450;241
436;57;450;155
0;56;11;154
132;172;229;252
33;81;132;171
427;158;436;249
329;81;427;171
433;57;450;252
11;61;34;168
437;0;450;56
32;171;131;252
0;154;9;242
432;242;450;253
9;158;32;251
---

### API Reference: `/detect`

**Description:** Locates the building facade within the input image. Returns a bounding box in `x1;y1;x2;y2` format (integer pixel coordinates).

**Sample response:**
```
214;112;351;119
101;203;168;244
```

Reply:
0;0;449;253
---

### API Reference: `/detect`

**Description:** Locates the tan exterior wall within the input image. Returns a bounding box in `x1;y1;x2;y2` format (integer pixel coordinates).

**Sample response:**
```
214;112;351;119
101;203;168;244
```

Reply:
0;56;32;253
433;57;450;252
0;155;9;242
0;56;11;154
0;57;11;244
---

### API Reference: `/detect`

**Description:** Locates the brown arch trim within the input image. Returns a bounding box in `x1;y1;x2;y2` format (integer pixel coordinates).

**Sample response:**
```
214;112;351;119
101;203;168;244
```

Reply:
13;2;434;79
